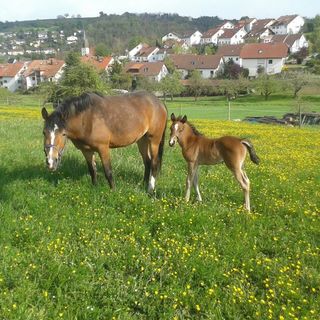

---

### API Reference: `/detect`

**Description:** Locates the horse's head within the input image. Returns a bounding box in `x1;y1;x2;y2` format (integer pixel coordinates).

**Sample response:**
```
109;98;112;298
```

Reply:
169;113;187;147
41;107;67;171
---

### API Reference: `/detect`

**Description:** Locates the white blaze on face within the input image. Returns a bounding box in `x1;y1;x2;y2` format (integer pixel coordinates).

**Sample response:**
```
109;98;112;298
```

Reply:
48;124;59;169
169;123;179;145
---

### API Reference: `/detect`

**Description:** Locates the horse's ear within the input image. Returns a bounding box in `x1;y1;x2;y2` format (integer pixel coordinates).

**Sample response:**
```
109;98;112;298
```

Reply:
181;115;187;123
170;113;176;121
41;107;48;120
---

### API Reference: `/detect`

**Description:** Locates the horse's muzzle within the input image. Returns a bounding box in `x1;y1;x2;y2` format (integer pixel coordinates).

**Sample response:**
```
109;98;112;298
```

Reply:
169;139;176;147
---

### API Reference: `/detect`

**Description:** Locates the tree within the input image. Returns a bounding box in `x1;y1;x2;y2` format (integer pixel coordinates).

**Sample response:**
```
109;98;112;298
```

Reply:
218;78;250;120
254;74;278;100
108;61;132;90
292;47;308;64
285;71;311;98
48;52;109;103
164;57;176;74
95;43;110;57
160;71;184;101
218;59;249;79
188;70;205;101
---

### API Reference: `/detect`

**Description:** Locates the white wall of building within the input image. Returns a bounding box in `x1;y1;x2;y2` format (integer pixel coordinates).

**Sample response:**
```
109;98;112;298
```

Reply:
242;58;286;77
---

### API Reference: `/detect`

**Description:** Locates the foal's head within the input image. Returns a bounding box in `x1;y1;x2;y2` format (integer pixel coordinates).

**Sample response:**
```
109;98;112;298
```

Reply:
41;107;67;171
169;113;187;147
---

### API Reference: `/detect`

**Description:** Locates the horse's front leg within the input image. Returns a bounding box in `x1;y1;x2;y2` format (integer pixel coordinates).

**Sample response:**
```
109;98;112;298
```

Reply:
185;162;196;202
81;149;97;185
98;145;114;189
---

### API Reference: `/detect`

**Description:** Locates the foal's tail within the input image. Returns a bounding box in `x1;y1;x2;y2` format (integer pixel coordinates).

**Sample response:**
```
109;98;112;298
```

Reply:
241;139;260;165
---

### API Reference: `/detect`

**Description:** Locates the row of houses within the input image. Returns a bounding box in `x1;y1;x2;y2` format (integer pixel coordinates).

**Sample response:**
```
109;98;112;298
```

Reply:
0;41;297;92
161;15;306;48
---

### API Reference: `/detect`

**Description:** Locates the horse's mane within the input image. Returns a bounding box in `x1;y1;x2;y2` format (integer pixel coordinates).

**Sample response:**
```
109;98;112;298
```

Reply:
46;92;104;129
176;116;203;136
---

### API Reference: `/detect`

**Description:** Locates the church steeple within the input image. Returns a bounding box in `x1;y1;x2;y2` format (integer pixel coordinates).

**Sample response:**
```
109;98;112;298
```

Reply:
81;30;90;56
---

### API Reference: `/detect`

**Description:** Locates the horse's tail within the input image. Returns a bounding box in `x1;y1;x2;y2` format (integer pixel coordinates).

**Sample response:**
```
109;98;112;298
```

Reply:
241;139;260;165
157;109;167;173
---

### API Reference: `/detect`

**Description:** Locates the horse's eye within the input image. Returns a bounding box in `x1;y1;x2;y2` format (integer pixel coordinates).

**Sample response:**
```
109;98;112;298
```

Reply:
62;133;66;136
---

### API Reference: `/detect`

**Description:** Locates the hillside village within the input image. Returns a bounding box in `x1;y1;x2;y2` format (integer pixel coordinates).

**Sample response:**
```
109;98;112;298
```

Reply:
0;14;311;92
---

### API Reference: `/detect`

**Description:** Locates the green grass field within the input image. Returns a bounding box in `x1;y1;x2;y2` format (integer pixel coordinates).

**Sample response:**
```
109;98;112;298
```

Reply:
0;96;320;319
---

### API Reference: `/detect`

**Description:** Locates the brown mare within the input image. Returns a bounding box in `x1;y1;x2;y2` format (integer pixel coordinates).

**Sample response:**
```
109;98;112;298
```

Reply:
41;91;167;193
169;114;260;211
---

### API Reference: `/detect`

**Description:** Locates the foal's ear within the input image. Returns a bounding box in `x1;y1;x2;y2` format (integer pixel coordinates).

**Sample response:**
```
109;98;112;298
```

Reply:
170;113;176;122
181;115;187;123
41;107;49;120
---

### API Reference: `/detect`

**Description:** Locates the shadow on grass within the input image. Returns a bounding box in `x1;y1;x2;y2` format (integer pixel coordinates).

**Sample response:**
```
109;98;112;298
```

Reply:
0;154;145;202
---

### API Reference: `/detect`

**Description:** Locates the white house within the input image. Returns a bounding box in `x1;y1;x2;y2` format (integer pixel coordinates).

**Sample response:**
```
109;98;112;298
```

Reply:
132;46;160;62
23;59;65;90
162;32;181;42
201;28;224;45
66;35;78;44
218;21;235;29
270;15;304;35
271;34;308;53
168;54;224;79
125;61;168;82
240;43;288;77
181;31;203;46
218;27;247;46
0;62;26;92
216;44;245;65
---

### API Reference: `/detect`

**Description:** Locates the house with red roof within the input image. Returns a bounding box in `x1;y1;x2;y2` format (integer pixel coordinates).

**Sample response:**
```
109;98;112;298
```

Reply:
270;34;308;53
23;58;65;90
201;28;224;45
0;62;26;92
240;43;288;77
270;15;304;35
216;44;245;65
124;61;168;82
168;54;224;79
81;55;114;72
218;27;247;46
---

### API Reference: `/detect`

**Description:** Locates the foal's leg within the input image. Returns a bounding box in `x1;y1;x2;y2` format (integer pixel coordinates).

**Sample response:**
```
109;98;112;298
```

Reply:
233;167;250;212
98;145;114;189
193;167;202;202
81;149;97;185
137;136;151;185
185;162;197;202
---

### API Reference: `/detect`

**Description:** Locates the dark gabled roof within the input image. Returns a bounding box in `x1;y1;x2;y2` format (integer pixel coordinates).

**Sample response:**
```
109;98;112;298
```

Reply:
169;54;222;70
216;44;245;57
272;15;299;27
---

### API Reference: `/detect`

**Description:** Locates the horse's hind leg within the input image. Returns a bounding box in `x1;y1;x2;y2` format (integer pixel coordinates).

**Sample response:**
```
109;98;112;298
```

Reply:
185;161;197;202
137;136;151;185
98;145;114;189
233;166;250;212
81;149;97;185
193;167;202;202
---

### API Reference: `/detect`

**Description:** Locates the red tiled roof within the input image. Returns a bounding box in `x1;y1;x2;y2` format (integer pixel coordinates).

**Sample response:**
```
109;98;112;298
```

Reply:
240;43;288;59
216;44;244;57
202;27;220;38
219;28;242;39
124;61;165;77
273;15;299;27
24;59;65;78
81;55;113;71
0;62;24;77
271;34;304;47
169;54;222;70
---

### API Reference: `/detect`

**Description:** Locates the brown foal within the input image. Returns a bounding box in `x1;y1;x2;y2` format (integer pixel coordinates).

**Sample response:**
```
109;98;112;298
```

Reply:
169;113;260;211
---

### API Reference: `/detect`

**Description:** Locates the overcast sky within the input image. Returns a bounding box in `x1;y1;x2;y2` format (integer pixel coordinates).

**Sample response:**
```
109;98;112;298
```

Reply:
0;0;319;22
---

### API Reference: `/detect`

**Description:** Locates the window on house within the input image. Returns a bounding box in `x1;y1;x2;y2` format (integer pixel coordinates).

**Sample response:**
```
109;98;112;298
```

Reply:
210;70;214;76
268;59;273;64
32;76;35;80
4;80;7;83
